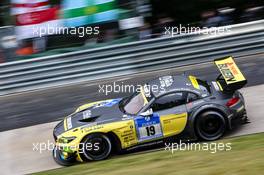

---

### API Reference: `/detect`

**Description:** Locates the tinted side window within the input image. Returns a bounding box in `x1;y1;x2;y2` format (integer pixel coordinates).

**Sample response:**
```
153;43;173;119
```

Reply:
187;93;199;103
151;92;186;111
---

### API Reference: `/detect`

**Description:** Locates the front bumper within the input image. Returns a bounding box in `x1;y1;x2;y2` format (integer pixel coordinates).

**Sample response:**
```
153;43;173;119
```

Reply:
53;145;77;166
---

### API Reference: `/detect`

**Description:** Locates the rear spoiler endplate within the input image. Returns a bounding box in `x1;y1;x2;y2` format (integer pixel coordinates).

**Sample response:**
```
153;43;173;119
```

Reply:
214;56;247;92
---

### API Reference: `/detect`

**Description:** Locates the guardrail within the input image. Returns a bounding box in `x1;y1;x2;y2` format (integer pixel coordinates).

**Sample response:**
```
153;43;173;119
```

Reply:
0;20;264;96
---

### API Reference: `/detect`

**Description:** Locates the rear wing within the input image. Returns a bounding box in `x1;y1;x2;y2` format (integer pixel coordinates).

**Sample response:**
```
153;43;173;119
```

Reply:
214;56;247;92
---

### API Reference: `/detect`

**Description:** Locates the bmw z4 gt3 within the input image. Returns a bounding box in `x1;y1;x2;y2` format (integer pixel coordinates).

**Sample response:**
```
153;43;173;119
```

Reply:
53;56;247;166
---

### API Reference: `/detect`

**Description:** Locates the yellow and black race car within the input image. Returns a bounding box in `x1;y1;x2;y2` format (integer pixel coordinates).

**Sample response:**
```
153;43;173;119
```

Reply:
53;56;248;166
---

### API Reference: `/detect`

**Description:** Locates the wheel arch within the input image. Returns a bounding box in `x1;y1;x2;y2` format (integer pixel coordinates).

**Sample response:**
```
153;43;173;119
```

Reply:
188;104;230;138
193;107;228;124
106;131;122;153
79;131;122;153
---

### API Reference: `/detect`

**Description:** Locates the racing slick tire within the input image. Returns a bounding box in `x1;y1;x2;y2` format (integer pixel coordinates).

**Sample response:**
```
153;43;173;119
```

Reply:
195;111;226;141
81;133;112;161
52;146;76;166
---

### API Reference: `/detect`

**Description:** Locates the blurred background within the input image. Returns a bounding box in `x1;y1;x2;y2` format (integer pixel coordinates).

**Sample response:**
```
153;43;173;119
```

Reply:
0;0;263;63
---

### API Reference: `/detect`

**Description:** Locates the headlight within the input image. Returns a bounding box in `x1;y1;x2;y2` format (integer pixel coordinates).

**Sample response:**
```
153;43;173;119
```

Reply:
58;136;77;143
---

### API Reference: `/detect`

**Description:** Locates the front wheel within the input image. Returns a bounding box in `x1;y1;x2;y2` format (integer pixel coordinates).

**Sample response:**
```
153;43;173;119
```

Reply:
195;111;226;141
80;133;112;161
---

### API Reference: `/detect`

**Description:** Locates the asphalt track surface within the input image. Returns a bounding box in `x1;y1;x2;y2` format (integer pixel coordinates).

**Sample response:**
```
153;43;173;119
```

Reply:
1;53;264;132
0;83;264;175
0;53;264;174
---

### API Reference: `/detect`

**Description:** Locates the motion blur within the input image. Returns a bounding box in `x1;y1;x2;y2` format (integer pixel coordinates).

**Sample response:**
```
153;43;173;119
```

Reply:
0;0;263;62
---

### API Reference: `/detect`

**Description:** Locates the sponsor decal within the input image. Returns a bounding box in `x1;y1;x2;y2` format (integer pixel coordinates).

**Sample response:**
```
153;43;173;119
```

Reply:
66;117;72;130
83;110;92;119
103;99;121;107
217;63;236;82
212;81;220;91
159;76;174;88
215;57;246;84
83;125;104;132
135;113;163;142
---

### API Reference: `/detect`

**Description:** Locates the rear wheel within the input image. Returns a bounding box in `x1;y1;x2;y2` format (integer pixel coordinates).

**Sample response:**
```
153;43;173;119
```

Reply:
80;133;112;161
195;111;226;141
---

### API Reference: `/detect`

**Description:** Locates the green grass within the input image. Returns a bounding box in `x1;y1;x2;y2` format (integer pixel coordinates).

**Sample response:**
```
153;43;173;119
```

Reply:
35;133;264;175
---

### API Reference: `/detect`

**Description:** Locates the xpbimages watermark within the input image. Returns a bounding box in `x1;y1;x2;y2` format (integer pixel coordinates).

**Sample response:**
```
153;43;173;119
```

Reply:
32;140;100;154
165;140;232;154
33;25;100;37
98;82;166;96
33;140;232;154
164;24;232;36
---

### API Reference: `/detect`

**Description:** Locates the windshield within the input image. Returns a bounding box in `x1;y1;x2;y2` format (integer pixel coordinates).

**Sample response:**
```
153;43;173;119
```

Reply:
123;89;149;115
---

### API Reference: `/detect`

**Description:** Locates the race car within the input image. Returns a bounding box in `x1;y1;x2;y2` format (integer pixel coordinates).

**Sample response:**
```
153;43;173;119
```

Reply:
53;56;248;166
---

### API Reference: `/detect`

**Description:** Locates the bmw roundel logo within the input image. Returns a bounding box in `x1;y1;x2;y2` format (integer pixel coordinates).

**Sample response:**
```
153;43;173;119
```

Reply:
145;117;151;121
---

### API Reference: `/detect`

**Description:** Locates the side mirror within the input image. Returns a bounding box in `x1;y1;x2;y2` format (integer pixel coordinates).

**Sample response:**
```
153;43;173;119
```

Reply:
140;108;153;116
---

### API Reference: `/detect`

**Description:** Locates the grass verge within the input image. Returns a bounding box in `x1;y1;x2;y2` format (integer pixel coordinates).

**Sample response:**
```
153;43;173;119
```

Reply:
35;133;264;175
